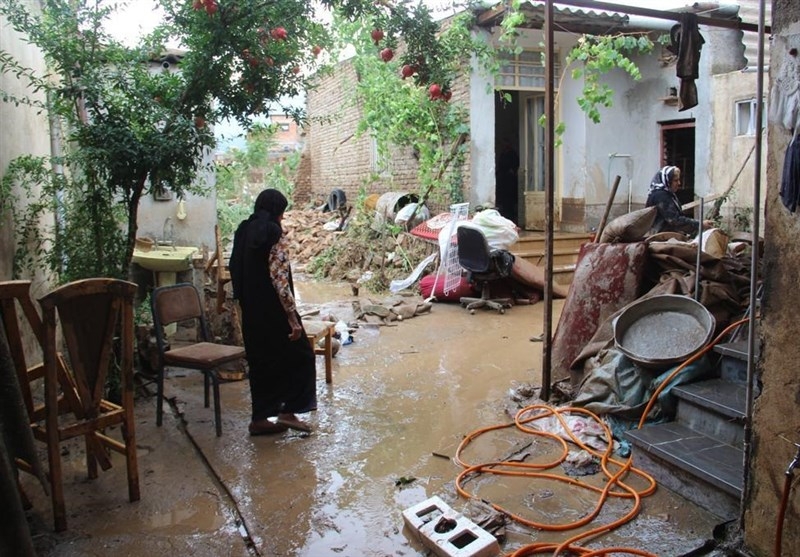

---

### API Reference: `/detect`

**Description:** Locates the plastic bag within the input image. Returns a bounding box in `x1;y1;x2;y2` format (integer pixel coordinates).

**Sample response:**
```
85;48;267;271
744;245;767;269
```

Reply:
469;209;519;250
395;202;430;226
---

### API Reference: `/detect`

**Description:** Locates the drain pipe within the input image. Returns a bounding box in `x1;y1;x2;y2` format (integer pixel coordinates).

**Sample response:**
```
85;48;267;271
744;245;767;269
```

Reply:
775;442;800;557
607;154;633;212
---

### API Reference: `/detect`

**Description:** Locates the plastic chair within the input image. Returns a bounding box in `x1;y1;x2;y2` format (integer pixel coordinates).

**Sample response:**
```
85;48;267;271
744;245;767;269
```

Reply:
456;226;513;314
38;278;140;532
150;283;246;436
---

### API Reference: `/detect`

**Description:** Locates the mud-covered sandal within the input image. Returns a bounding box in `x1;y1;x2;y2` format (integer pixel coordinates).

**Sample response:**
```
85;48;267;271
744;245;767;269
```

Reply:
249;420;289;435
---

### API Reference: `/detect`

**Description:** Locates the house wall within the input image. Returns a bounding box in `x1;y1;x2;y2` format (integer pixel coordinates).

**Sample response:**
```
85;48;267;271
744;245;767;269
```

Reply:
745;2;800;553
304;11;766;233
0;4;53;298
303;61;422;207
709;69;767;232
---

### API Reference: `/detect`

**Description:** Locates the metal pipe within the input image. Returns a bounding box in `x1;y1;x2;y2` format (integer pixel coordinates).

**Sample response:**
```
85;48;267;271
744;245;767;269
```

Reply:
608;153;633;213
695;197;704;301
540;0;555;402
739;0;766;530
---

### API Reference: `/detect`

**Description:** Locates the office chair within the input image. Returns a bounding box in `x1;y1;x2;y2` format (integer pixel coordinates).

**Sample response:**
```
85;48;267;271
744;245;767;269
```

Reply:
456;226;513;314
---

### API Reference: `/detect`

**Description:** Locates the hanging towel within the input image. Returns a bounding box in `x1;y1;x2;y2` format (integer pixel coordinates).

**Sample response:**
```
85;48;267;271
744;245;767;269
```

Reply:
669;13;705;111
780;134;800;213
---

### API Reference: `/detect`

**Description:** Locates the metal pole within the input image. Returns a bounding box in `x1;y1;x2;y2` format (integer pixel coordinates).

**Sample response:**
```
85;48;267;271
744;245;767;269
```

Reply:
739;0;765;529
695;197;704;301
540;0;555;402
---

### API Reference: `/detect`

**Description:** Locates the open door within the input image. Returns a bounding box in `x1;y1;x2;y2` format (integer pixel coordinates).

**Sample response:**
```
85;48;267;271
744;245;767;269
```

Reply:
522;92;559;230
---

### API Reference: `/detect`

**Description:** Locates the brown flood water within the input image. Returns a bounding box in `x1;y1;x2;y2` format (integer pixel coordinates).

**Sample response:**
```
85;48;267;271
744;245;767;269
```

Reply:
25;275;721;557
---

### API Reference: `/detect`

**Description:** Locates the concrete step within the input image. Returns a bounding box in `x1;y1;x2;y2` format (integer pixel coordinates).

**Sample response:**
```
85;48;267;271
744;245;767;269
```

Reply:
672;379;746;447
713;341;756;383
624;422;742;521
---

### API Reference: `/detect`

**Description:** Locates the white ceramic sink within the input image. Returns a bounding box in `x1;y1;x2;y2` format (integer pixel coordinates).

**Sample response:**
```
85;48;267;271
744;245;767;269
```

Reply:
132;246;198;272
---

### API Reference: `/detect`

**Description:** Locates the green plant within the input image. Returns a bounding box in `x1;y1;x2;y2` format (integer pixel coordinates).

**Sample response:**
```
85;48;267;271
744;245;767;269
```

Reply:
1;0;480;282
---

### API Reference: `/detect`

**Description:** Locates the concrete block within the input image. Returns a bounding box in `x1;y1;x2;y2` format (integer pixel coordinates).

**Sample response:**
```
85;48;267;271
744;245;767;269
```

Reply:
402;496;500;557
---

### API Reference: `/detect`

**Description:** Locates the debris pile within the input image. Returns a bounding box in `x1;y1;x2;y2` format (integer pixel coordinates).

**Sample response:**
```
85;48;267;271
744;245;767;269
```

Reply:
281;208;344;263
282;208;436;289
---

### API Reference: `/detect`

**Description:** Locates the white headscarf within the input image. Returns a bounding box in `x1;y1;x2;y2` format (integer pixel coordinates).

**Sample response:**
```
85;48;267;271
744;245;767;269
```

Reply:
649;165;679;192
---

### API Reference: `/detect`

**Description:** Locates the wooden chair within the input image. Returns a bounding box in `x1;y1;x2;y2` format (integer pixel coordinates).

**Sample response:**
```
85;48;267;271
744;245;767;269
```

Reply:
150;283;246;437
0;281;81;425
204;224;243;344
38;278;140;532
304;320;336;384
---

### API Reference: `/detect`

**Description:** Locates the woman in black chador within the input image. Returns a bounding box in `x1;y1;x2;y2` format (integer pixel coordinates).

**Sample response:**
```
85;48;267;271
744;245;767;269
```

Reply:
229;189;316;435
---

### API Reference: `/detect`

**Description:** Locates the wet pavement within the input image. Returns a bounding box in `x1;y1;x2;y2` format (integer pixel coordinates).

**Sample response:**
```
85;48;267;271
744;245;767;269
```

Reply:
23;276;723;556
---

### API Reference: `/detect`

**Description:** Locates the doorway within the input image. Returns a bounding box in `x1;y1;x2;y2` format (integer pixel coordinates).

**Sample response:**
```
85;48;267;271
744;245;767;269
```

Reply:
494;91;520;224
660;120;696;207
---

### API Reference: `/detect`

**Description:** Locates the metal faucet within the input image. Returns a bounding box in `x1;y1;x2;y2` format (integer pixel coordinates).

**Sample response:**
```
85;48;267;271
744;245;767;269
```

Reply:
160;216;174;249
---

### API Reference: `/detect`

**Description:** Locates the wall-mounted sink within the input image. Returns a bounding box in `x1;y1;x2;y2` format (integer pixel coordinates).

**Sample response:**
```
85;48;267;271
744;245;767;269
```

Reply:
132;246;199;273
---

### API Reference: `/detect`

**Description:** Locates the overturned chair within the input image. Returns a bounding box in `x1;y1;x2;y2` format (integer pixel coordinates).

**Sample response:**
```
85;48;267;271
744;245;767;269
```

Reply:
456;225;514;314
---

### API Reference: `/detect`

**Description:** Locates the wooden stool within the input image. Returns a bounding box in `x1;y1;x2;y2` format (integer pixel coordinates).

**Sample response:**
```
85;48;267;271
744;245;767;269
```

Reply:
304;320;336;384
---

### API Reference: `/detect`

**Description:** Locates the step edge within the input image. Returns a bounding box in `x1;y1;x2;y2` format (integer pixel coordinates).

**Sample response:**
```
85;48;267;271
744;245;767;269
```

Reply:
625;426;743;496
672;384;746;420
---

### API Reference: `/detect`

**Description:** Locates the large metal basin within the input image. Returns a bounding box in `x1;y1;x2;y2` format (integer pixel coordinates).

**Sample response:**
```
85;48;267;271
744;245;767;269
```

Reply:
613;294;715;369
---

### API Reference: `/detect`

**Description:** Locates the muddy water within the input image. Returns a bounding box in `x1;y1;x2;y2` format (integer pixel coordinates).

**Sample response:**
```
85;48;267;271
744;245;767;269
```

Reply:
187;276;718;556
25;275;720;556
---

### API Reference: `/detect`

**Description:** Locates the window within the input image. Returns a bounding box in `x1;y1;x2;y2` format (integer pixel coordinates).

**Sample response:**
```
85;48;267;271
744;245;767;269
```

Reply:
279;123;290;132
496;50;560;90
735;99;764;136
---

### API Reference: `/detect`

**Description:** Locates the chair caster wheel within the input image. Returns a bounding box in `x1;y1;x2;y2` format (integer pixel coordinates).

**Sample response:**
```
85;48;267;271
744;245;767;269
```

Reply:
499;309;505;314
469;309;476;315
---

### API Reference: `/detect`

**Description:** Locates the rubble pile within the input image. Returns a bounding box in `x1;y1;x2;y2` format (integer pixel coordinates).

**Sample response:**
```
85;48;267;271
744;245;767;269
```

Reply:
281;208;345;263
282;208;436;288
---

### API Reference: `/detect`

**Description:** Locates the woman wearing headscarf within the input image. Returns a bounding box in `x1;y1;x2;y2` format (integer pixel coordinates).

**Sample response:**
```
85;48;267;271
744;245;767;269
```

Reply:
645;165;713;235
229;189;316;435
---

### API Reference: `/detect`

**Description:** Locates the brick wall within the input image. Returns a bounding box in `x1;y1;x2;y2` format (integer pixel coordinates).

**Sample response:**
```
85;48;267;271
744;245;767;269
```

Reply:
303;59;472;212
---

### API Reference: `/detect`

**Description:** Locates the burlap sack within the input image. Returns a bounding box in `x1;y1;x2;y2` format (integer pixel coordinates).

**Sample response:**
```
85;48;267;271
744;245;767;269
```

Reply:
599;207;657;244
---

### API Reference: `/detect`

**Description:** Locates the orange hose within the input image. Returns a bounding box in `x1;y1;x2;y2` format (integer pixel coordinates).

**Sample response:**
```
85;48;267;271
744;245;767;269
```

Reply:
453;317;750;556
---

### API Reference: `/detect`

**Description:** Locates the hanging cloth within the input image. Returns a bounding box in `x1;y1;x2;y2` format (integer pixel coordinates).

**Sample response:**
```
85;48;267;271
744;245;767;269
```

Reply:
668;13;705;111
780;133;800;213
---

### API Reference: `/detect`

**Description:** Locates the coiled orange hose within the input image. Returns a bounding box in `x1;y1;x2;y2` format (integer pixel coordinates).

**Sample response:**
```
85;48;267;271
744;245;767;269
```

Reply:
453;318;749;556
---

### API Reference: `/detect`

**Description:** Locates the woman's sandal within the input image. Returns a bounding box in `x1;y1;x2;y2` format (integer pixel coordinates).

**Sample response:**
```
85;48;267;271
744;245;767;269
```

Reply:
276;416;313;433
248;420;289;436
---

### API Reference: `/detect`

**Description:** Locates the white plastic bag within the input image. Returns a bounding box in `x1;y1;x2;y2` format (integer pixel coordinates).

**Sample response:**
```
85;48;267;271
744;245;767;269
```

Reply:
469;209;519;250
395;202;430;226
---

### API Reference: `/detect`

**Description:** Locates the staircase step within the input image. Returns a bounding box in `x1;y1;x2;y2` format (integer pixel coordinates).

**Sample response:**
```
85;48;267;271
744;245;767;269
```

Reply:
713;341;756;383
672;379;746;446
625;422;743;513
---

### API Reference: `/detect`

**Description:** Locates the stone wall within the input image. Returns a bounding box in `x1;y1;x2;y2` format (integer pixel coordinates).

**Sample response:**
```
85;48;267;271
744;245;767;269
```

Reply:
744;1;800;554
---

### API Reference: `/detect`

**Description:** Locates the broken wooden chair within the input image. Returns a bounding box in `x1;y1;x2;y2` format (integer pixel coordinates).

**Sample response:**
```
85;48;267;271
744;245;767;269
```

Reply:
150;282;246;436
38;278;141;532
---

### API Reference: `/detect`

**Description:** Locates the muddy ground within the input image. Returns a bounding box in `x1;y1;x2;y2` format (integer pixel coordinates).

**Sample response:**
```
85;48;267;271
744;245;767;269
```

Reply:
21;275;726;557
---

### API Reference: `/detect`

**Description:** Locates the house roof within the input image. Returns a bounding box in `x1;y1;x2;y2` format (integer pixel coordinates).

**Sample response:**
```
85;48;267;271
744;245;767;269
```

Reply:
475;1;759;36
476;2;633;36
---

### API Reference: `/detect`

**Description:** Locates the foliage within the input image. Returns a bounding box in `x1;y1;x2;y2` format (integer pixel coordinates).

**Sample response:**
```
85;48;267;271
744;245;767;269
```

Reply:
565;33;654;124
214;123;301;244
0;0;476;282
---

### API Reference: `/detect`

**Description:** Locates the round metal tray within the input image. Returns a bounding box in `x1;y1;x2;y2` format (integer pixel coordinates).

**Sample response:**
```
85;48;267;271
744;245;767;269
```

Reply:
613;294;715;369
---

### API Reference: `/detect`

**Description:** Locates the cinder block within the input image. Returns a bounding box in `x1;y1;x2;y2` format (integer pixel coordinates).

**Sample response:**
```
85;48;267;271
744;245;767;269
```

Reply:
402;496;500;557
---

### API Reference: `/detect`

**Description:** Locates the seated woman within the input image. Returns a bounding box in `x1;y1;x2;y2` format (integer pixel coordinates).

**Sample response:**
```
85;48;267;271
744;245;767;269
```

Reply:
645;165;713;236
